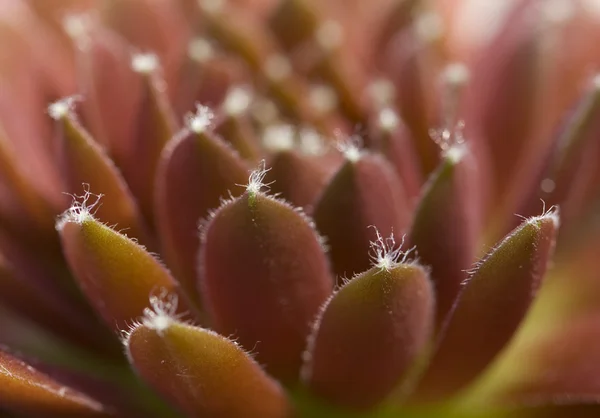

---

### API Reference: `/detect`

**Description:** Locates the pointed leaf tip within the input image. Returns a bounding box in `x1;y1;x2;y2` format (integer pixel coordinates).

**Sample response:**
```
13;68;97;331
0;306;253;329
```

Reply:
51;99;150;245
412;209;559;400
200;190;333;381
57;199;195;332
116;58;178;225
408;143;482;327
126;319;291;418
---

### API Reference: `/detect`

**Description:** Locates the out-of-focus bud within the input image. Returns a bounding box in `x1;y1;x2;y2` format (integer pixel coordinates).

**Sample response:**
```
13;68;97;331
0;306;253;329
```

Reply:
314;143;410;280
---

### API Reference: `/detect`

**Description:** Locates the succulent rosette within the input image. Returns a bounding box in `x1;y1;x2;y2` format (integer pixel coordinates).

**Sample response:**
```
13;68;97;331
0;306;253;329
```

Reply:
0;0;600;417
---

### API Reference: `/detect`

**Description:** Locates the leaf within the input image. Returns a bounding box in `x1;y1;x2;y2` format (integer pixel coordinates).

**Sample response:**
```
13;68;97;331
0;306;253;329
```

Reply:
303;261;434;409
57;209;196;332
0;348;110;417
154;112;248;304
412;210;559;400
267;149;333;211
408;144;482;328
200;181;333;381
50;100;151;246
465;314;600;406
116;58;178;226
314;151;410;281
125;319;291;418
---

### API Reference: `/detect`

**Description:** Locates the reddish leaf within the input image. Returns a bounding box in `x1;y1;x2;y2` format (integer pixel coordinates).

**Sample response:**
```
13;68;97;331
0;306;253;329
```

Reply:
0;125;58;236
200;174;333;381
102;0;190;90
125;317;291;418
485;315;600;405
50;99;151;246
412;210;559;400
215;87;263;162
74;23;141;150
314;149;410;280
371;107;423;203
383;28;439;175
0;348;110;417
462;0;550;225
267;149;333;212
154;108;248;305
0;240;114;353
174;45;247;117
115;56;178;226
521;76;600;229
303;257;434;409
408;142;482;328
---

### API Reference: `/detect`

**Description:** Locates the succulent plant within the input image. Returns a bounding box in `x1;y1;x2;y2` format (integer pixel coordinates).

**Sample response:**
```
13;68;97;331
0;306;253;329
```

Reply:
1;0;600;417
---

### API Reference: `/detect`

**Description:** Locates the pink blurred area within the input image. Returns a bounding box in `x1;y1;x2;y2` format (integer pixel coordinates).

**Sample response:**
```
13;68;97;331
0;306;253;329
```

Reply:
0;0;598;228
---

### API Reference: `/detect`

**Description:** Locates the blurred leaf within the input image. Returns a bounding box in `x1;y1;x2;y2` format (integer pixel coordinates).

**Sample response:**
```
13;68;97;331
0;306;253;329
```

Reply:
409;144;481;328
0;348;111;417
314;152;410;281
116;62;178;226
52;102;151;246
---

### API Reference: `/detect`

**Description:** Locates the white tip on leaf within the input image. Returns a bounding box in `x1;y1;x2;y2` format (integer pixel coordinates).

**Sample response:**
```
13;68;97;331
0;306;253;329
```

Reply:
185;104;215;134
336;135;363;163
514;200;561;233
368;227;413;272
141;289;182;335
245;160;272;196
131;53;159;74
528;201;560;228
430;121;468;163
56;185;102;231
48;96;80;120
